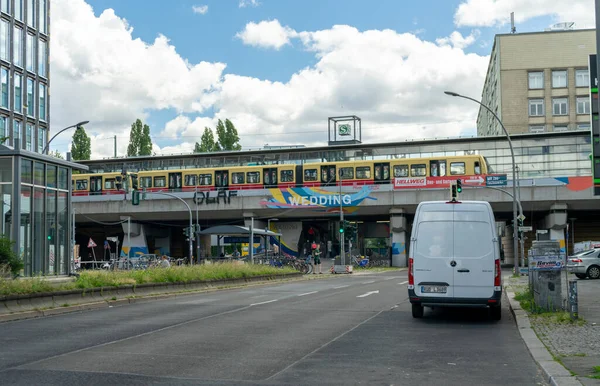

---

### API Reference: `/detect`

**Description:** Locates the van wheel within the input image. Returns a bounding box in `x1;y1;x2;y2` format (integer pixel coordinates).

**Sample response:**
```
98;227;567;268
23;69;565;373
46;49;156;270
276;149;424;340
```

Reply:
412;304;424;318
490;305;501;321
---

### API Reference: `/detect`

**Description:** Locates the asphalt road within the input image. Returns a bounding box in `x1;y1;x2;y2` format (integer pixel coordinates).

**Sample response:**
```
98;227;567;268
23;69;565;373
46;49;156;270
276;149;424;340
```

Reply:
0;271;548;385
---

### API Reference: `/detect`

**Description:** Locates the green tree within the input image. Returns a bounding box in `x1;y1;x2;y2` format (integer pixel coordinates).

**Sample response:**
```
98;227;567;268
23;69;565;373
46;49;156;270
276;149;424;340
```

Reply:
0;235;23;276
139;122;153;156
49;150;64;159
216;119;241;151
194;127;219;153
71;126;91;160
128;119;152;156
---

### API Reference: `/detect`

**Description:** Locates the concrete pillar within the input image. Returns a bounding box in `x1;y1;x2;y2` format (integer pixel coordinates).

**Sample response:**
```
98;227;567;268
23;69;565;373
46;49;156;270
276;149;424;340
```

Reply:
200;234;211;258
390;208;407;267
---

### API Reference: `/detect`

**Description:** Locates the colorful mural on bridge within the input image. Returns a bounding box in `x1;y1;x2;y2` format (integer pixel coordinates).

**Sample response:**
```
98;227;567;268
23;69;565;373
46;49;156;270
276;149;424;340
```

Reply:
260;186;376;214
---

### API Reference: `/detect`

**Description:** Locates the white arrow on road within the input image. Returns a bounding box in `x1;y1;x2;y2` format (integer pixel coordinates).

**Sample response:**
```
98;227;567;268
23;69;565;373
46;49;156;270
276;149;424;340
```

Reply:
357;290;379;298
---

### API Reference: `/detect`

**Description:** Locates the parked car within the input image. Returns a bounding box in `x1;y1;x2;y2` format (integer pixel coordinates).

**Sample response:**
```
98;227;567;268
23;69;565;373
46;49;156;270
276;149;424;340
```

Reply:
566;248;600;279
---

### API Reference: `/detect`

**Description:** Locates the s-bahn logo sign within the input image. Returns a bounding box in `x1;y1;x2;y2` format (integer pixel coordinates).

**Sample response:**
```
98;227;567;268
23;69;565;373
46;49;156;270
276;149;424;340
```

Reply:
338;124;351;136
261;186;375;212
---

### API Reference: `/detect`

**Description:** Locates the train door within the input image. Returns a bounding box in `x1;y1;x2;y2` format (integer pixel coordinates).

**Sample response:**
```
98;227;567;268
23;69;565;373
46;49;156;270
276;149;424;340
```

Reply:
215;170;229;190
295;165;303;187
429;160;447;177
374;162;390;184
263;168;277;188
320;165;336;186
90;176;102;195
168;172;182;191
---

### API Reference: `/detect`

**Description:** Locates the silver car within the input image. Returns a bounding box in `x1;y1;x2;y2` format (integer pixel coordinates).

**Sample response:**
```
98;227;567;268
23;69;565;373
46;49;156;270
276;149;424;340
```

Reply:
566;248;600;279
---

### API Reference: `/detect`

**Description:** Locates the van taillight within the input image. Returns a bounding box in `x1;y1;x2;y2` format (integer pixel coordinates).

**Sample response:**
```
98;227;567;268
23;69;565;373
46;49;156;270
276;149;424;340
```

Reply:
494;259;501;286
408;258;414;285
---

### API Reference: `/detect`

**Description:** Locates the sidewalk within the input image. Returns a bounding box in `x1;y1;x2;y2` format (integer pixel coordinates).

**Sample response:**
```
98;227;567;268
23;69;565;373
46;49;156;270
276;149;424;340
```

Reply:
503;269;600;386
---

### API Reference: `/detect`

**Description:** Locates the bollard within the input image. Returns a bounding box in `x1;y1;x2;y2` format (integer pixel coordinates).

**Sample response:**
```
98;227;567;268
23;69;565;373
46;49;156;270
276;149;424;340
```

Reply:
569;280;578;320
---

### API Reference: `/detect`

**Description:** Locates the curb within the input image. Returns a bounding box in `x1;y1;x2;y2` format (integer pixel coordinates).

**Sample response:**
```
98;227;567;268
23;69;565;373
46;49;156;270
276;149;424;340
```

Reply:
504;284;583;386
0;273;303;324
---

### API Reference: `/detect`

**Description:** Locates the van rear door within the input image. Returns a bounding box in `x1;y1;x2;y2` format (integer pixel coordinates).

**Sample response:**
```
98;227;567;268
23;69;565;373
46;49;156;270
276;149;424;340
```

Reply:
452;203;496;299
413;204;454;298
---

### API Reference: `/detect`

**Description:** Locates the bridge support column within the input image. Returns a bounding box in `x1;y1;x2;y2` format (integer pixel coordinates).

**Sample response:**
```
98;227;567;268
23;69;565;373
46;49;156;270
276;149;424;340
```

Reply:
390;208;407;267
541;203;568;255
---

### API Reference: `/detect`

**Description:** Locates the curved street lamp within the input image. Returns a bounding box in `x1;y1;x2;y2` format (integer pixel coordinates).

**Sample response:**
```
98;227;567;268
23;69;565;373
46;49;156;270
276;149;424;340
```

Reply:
43;120;90;155
444;91;522;272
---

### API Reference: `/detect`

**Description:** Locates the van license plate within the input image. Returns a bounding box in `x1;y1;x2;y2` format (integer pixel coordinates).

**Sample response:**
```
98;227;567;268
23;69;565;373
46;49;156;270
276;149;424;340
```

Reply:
421;285;447;294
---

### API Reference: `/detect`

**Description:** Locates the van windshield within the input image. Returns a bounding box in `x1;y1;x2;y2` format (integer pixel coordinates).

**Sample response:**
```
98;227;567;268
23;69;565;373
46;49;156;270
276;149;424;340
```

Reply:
415;221;453;258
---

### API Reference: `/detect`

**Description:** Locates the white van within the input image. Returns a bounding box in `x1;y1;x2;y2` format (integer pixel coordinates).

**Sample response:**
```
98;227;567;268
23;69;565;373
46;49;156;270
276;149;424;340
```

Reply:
407;200;502;320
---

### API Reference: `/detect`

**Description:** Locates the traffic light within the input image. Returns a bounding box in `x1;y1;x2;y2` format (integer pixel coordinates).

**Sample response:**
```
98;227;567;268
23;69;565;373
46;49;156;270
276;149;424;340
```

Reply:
183;227;190;237
132;190;140;205
456;179;462;193
339;223;344;233
450;182;457;201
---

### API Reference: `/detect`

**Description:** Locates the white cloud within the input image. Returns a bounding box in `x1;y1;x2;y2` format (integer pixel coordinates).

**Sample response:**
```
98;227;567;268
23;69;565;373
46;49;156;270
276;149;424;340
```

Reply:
239;0;260;8
192;5;208;15
454;0;594;28
50;0;226;159
436;30;480;49
235;19;298;50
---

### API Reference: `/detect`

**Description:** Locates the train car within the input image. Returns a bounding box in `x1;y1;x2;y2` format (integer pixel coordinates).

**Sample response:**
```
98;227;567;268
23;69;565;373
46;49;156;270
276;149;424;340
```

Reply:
71;154;489;195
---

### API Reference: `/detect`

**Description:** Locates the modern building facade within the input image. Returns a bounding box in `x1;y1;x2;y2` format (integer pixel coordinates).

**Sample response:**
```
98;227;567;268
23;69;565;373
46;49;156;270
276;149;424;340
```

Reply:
1;0;49;152
477;28;596;136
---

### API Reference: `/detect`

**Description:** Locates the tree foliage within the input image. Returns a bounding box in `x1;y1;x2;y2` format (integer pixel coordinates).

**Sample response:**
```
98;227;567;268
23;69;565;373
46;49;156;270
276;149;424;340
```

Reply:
71;126;91;160
215;119;241;151
0;235;23;276
194;127;219;153
127;119;153;156
49;150;64;159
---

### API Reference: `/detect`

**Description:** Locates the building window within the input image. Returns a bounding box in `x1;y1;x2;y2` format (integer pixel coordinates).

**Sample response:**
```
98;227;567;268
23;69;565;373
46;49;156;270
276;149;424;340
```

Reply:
39;83;46;121
26;0;34;28
529;125;546;133
552;98;568;115
528;72;544;89
37;127;45;153
0;67;7;109
577;123;590;131
13;26;22;67
15;0;22;21
0;115;6;139
0;0;8;13
576;97;590;115
529;99;544;116
553;125;569;132
0;19;8;61
25;123;32;151
552;70;567;88
26;77;33;116
13;120;20;147
38;40;47;77
26;34;35;73
14;72;21;113
39;0;47;34
576;69;589;88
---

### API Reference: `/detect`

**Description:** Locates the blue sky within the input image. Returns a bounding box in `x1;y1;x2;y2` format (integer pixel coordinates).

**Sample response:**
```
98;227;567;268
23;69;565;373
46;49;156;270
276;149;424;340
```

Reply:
48;0;593;158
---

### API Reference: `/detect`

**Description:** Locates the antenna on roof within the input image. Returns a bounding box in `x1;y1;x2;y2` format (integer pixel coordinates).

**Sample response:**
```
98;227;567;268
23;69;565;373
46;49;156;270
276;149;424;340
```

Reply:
510;12;516;33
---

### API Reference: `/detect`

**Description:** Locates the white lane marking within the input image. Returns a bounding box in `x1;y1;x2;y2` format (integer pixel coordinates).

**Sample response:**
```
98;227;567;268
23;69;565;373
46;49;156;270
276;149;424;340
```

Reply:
333;285;349;289
398;281;408;285
357;290;379;298
297;291;318;297
362;280;375;284
250;299;278;306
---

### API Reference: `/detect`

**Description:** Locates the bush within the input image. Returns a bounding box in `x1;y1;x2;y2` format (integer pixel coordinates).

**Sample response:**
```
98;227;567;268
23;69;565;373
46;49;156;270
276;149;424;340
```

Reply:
0;236;23;277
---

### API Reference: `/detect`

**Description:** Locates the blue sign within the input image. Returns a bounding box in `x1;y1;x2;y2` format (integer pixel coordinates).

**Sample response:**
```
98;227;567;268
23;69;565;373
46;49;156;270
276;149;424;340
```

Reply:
486;174;507;186
224;237;261;244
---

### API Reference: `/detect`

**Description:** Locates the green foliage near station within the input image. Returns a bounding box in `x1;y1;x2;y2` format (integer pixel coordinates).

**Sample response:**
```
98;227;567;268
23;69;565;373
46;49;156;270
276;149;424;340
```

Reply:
71;126;92;160
0;236;23;276
194;119;242;152
194;127;219;153
127;119;153;156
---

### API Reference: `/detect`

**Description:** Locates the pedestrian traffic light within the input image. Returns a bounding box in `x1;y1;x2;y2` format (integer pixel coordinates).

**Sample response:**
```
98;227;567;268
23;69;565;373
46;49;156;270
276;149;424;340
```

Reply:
456;179;462;193
339;225;344;233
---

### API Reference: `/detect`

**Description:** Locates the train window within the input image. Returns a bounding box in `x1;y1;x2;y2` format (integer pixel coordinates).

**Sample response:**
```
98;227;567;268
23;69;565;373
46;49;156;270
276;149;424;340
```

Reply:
232;172;245;184
321;168;328;182
280;170;294;182
410;164;426;177
305;169;317;181
140;177;152;188
356;166;371;179
474;161;481;175
394;165;408;177
199;174;212;186
154;176;167;187
104;179;116;190
340;167;354;179
247;172;260;184
184;175;197;186
75;179;87;190
450;162;466;175
429;161;446;177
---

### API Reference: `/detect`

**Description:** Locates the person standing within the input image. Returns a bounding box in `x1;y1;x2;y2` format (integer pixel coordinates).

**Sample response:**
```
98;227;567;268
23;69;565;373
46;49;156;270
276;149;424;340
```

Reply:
312;243;322;274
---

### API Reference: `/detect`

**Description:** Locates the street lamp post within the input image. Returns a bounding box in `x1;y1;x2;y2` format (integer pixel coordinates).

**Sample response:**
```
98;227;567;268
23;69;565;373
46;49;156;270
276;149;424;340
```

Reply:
43;120;90;155
266;218;278;260
444;91;522;272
